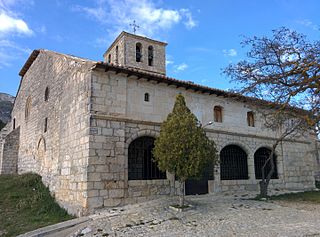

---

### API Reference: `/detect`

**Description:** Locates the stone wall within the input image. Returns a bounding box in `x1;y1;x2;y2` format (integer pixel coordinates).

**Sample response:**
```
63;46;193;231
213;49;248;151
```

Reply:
104;32;166;75
0;126;20;174
315;141;320;182
10;50;94;216
84;68;316;212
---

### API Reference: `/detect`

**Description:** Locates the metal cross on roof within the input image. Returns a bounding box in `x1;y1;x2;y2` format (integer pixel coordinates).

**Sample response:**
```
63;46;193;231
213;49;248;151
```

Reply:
130;20;140;34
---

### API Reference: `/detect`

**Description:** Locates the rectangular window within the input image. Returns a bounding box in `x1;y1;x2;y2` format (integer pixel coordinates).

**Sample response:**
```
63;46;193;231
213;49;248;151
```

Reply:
247;111;255;127
214;106;222;123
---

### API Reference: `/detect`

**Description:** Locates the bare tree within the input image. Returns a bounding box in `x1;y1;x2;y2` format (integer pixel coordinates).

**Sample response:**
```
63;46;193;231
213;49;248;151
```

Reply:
258;109;310;197
224;27;319;197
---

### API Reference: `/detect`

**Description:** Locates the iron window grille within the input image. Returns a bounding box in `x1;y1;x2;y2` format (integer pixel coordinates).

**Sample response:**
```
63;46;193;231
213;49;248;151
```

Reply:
128;136;166;180
220;145;249;180
254;147;278;179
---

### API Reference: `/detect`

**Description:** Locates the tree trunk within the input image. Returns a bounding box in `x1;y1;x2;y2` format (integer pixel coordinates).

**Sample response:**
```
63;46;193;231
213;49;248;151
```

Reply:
259;180;268;198
179;180;185;207
260;143;277;198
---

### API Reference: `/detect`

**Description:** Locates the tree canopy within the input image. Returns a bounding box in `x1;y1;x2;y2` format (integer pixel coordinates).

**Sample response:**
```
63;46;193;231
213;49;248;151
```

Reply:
224;27;319;133
153;94;218;182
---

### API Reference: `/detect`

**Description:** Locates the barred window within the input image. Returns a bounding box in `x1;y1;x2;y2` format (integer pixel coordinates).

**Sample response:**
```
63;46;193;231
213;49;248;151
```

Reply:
220;145;248;180
128;136;166;180
254;147;278;179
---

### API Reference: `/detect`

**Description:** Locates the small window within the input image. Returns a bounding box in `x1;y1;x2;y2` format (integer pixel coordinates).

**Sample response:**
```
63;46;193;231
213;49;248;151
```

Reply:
108;54;111;63
136;43;142;62
44;87;49;101
13;118;16;129
144;93;150;102
44;118;48;133
148;45;153;66
115;46;119;64
25;96;31;120
214;106;223;123
247;111;255;127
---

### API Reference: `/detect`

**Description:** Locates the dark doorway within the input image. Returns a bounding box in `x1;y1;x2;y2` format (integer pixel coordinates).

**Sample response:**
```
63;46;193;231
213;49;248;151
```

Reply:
185;162;214;195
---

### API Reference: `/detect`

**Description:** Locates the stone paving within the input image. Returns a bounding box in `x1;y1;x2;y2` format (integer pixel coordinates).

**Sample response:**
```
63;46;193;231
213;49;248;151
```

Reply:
65;191;320;237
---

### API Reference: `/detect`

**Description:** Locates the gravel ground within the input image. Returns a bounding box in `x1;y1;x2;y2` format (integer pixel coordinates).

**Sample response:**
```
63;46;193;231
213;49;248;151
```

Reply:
67;191;320;237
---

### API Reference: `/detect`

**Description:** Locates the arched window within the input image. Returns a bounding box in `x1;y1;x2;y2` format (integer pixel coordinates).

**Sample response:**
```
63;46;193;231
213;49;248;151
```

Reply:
247;111;255;127
136;43;142;62
144;93;149;102
25;96;31;120
115;46;119;64
108;54;111;63
37;137;46;160
128;136;166;180
148;45;153;66
220;145;248;180
214;106;223;123
44;87;49;101
254;147;278;179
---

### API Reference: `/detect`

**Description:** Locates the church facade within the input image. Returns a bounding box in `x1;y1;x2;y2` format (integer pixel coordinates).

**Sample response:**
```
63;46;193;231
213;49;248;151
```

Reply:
0;31;319;216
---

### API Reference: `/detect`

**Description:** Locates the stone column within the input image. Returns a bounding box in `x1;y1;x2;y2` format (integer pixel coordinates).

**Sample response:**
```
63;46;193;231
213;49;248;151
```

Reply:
213;165;221;192
247;152;255;182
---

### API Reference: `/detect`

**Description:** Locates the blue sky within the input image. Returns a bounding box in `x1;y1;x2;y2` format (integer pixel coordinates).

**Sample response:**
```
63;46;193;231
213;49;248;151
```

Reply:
0;0;319;96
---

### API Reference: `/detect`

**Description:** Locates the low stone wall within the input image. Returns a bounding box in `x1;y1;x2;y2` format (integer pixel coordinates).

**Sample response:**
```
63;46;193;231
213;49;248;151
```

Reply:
125;179;171;205
0;126;20;174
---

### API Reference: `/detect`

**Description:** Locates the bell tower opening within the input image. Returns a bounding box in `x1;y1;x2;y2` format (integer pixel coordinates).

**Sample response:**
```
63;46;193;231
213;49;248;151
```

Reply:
103;31;167;75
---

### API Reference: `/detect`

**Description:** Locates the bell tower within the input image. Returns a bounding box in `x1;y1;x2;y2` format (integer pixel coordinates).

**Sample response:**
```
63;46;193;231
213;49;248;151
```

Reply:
103;31;167;75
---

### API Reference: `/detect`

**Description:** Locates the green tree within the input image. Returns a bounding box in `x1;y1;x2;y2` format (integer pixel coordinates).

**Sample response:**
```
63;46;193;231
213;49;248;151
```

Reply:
153;94;218;207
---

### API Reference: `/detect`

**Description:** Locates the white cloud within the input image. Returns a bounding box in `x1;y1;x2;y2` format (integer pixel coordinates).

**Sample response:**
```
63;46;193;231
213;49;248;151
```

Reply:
175;63;188;72
296;19;318;31
165;60;174;66
0;39;31;68
0;11;33;36
0;1;33;68
223;49;237;57
73;0;197;37
180;9;197;29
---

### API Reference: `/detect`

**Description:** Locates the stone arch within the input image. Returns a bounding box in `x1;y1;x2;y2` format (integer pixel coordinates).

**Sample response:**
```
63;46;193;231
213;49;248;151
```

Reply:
125;129;159;150
36;137;46;170
217;141;251;156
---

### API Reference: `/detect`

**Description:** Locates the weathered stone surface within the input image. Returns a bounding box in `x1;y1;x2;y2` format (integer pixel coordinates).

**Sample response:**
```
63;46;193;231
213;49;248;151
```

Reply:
0;32;318;217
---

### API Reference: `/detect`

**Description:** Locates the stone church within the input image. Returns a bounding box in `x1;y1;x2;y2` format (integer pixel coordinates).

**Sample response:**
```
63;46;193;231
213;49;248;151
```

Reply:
0;31;319;216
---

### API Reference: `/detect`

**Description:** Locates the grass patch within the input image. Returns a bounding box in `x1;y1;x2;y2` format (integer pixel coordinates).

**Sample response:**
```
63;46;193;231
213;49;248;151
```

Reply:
0;173;74;237
269;191;320;203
